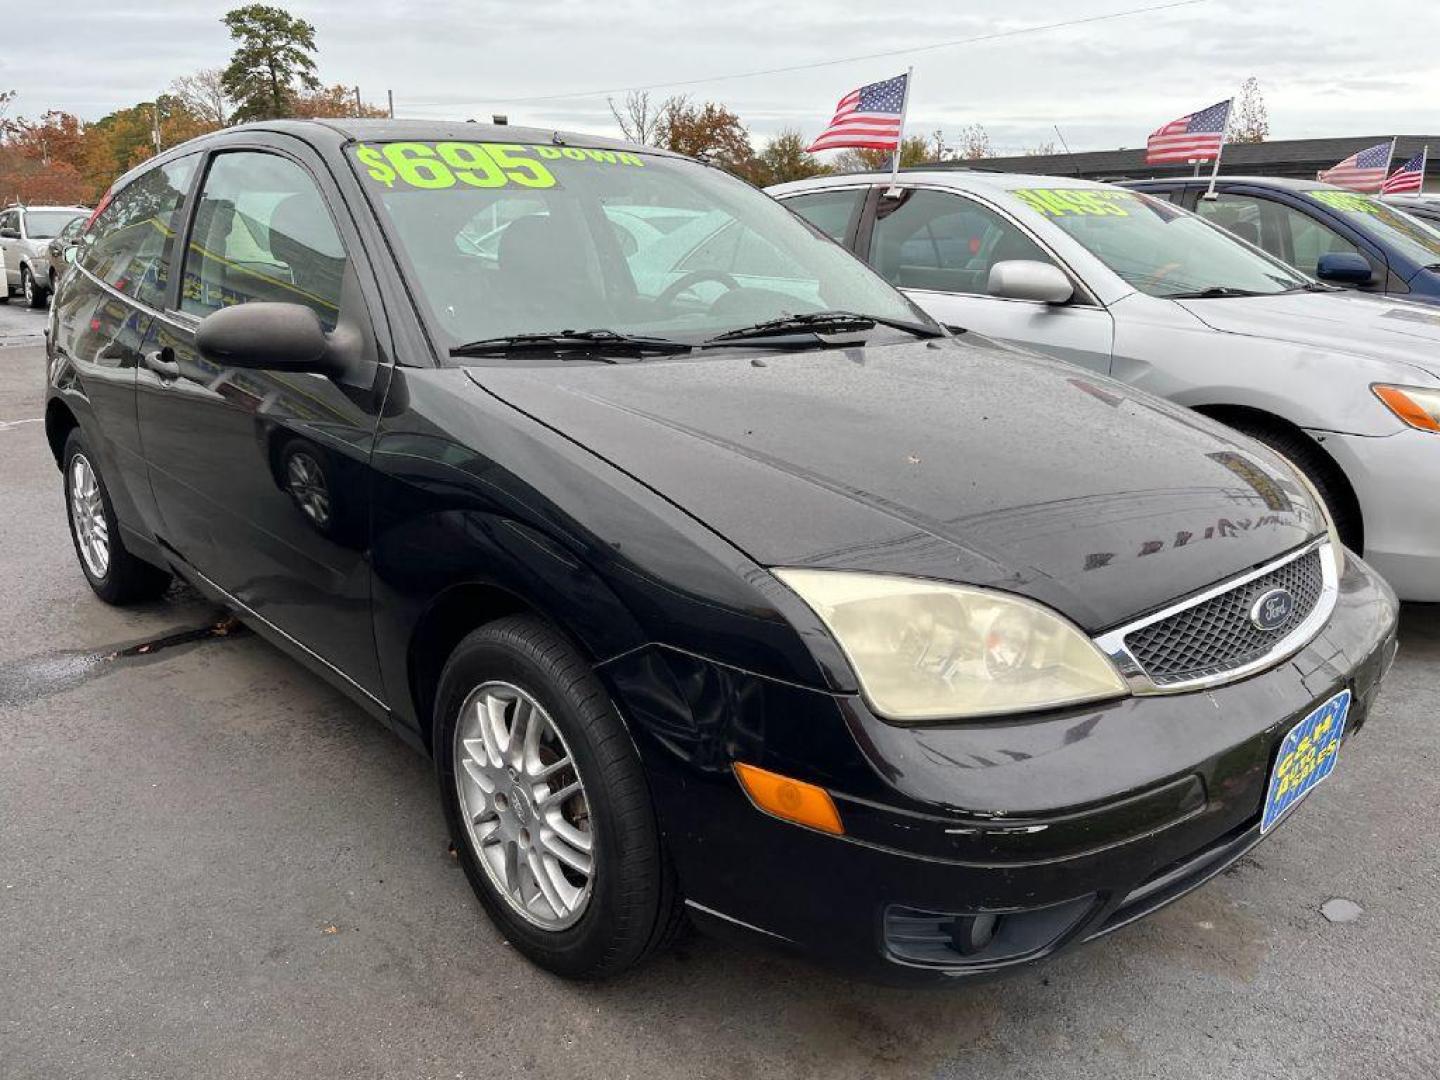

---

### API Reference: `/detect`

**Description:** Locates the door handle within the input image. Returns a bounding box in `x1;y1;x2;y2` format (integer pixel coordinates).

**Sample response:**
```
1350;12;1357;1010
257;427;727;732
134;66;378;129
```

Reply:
143;348;180;381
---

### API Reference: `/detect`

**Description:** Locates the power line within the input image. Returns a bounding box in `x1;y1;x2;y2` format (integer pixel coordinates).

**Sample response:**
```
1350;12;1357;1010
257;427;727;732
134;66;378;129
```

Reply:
404;0;1207;108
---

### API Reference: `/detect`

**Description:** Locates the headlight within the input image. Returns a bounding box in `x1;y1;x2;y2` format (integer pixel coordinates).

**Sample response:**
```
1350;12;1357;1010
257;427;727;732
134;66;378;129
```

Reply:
1373;384;1440;434
773;570;1128;722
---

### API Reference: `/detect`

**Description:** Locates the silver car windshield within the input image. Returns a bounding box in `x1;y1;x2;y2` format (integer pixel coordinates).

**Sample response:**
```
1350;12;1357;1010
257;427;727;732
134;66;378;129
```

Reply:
23;210;86;240
1304;190;1440;267
1009;187;1308;298
349;141;930;347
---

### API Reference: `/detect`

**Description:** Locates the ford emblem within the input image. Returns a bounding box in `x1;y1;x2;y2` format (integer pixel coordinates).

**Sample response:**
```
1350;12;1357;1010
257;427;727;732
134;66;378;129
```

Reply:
1250;588;1296;631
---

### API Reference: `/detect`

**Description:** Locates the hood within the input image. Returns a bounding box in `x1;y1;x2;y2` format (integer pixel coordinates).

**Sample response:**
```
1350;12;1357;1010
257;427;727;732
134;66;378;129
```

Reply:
1175;290;1440;381
466;338;1320;632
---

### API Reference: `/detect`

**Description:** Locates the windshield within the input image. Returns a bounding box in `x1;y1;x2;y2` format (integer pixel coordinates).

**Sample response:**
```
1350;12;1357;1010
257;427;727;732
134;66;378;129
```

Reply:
1008;187;1308;298
1305;190;1440;267
24;210;85;240
348;141;931;350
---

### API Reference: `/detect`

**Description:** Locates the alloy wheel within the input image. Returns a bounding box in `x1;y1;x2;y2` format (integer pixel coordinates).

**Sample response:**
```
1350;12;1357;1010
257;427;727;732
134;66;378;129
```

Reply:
285;451;331;527
69;453;110;579
453;681;596;930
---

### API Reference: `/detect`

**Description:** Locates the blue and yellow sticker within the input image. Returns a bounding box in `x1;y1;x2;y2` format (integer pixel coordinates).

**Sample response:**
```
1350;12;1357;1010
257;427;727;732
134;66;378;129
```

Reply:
1262;689;1349;833
352;141;645;192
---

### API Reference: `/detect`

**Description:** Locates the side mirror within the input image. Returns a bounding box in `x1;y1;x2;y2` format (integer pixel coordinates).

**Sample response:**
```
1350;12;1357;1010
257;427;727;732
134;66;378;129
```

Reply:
196;303;340;375
1315;252;1375;285
987;260;1074;304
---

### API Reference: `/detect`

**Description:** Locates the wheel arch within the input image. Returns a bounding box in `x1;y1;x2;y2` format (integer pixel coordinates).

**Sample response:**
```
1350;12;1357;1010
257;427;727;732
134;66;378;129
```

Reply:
45;397;80;467
1191;402;1365;551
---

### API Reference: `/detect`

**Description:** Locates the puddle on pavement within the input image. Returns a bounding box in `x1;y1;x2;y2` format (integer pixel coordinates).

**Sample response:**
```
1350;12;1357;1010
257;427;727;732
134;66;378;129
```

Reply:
0;617;246;708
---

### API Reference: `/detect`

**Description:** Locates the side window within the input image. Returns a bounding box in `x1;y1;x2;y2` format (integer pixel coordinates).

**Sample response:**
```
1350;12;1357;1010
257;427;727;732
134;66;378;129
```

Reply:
81;155;197;307
1;209;22;237
1270;203;1363;277
783;189;866;244
869;188;1055;295
181;151;347;331
1192;193;1269;251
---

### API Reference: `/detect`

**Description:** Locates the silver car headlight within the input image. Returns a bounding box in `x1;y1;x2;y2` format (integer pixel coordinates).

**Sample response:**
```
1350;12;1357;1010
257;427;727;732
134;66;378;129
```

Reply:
774;570;1128;722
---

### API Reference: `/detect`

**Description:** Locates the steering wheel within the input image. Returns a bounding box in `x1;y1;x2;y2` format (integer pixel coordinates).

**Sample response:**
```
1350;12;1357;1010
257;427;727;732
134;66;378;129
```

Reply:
656;269;742;310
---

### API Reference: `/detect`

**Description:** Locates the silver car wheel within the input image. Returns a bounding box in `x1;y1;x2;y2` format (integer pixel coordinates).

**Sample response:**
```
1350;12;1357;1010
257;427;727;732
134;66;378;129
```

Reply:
453;681;595;931
285;451;331;527
69;453;110;579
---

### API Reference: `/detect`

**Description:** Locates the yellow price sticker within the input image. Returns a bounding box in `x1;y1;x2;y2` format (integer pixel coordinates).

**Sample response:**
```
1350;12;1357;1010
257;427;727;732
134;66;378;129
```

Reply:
1309;190;1382;214
1013;188;1140;217
353;142;647;192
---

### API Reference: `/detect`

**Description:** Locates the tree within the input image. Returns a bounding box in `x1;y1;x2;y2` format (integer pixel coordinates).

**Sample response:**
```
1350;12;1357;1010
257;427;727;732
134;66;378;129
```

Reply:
0;90;14;131
954;123;994;160
291;85;388;119
608;90;678;146
169;69;230;127
831;136;932;174
658;98;754;174
1024;140;1059;157
1232;76;1268;144
750;129;830;187
220;4;321;122
2;110;88;167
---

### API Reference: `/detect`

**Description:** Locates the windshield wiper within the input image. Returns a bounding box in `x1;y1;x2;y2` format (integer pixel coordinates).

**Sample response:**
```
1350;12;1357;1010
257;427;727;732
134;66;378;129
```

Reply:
702;310;942;346
450;329;692;358
1166;286;1267;299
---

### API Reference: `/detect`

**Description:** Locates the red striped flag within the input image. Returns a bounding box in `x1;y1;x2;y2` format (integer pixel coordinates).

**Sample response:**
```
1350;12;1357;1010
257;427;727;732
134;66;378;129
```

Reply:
1381;149;1427;195
1146;99;1232;164
1318;142;1393;193
807;73;909;153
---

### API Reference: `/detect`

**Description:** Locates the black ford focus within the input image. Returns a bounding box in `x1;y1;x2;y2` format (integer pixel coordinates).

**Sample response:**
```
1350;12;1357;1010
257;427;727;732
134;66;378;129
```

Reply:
44;120;1398;983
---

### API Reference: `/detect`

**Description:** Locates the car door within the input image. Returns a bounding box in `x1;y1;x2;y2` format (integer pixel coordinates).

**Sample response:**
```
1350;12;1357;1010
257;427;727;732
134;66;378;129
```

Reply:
0;209;19;289
1191;189;1392;294
135;140;391;698
849;186;1115;374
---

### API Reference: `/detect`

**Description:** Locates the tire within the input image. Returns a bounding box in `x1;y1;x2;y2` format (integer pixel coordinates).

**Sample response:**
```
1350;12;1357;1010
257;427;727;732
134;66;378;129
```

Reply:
62;429;172;605
434;615;683;979
22;266;46;309
1227;420;1362;551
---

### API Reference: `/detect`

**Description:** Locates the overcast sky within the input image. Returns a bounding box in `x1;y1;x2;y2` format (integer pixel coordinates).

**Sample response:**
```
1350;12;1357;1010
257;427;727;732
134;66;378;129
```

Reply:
8;0;1438;155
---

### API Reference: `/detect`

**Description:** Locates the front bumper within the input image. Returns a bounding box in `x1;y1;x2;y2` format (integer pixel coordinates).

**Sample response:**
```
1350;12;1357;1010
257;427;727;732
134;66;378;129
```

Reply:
600;551;1399;984
1311;426;1440;602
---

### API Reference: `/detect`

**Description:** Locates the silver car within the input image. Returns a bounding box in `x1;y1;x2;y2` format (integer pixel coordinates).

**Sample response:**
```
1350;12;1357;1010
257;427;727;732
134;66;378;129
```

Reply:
769;171;1440;602
0;204;88;308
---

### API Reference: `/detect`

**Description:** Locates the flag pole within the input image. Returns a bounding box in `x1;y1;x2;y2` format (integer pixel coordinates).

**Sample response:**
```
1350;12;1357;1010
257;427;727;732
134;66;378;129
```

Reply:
1382;136;1397;194
1201;98;1234;202
885;66;914;197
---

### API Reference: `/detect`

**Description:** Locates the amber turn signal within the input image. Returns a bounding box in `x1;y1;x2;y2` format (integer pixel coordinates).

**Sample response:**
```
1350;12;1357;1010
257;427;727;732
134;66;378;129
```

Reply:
733;762;845;836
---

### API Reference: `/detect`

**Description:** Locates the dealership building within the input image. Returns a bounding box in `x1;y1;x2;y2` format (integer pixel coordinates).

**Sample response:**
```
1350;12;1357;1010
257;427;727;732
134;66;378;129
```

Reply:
937;135;1437;191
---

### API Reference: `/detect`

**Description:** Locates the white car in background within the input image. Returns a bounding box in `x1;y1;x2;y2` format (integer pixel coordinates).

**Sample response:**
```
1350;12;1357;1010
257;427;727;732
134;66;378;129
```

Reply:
0;204;89;308
769;172;1440;601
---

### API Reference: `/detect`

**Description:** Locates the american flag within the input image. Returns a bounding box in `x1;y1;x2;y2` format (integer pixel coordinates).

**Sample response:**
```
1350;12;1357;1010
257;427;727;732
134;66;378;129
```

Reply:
807;73;909;153
1381;149;1427;195
1318;142;1393;192
1146;100;1231;164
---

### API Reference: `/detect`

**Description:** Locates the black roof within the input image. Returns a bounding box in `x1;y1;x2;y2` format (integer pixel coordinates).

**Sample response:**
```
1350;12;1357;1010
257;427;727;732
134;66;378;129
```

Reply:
937;135;1437;186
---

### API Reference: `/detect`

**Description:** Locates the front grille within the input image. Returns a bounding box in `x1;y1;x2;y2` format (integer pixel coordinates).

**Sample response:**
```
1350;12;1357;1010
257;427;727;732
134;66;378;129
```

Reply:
1124;549;1324;685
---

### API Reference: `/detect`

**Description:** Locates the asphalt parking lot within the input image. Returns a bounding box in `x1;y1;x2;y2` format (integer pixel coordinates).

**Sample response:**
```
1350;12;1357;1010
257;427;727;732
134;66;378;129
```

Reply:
1;298;1437;1080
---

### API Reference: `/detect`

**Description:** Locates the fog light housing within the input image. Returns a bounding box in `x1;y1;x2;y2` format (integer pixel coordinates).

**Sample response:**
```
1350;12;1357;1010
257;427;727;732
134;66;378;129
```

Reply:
884;895;1096;968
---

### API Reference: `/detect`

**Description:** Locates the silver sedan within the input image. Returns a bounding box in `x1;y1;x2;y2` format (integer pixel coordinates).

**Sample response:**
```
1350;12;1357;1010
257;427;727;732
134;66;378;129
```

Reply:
769;171;1440;602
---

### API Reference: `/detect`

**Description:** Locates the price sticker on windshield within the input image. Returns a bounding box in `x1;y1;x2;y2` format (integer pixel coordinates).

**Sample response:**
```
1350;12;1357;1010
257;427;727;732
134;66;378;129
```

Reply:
352;142;647;192
1013;188;1141;217
1308;190;1382;214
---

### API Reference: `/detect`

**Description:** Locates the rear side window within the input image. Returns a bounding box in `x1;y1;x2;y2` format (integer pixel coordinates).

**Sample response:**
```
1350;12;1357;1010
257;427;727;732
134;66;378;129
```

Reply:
783;189;866;244
180;151;347;331
870;188;1054;295
82;155;198;308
